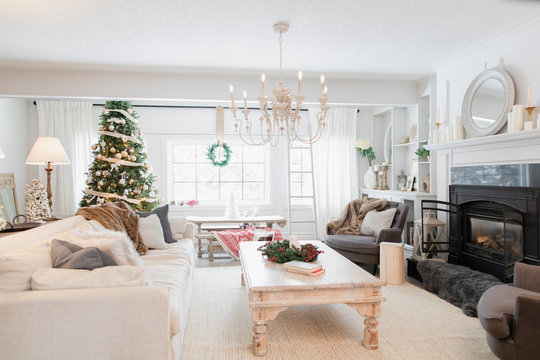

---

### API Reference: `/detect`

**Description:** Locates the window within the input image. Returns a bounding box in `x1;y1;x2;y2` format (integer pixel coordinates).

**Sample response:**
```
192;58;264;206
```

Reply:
169;140;268;204
289;141;314;206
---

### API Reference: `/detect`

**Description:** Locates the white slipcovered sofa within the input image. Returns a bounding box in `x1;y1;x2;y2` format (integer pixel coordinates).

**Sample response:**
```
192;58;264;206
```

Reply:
0;215;195;360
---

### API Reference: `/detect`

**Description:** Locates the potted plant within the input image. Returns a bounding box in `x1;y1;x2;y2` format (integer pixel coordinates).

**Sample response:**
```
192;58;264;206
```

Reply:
415;142;430;161
356;139;377;189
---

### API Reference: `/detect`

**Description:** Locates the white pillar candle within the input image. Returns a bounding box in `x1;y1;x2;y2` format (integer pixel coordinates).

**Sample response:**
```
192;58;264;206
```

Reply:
447;124;454;142
528;84;532;107
374;164;381;172
290;235;300;249
512;105;524;131
537;114;540;130
454;116;464;140
433;130;439;144
524;121;534;131
507;112;514;133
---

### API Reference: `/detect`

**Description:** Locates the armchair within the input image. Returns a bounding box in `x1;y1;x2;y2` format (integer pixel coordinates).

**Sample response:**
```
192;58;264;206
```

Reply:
477;262;540;360
324;201;408;274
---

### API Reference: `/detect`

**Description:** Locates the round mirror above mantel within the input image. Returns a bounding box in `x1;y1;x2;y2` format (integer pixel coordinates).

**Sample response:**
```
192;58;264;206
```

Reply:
461;68;515;137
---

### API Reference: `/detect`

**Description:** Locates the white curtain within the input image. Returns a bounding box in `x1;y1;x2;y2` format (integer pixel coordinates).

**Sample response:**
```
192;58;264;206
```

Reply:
309;107;358;240
37;100;93;215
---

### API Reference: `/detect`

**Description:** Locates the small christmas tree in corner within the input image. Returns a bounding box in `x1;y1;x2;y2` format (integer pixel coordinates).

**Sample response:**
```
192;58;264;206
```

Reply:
80;101;158;212
25;179;51;222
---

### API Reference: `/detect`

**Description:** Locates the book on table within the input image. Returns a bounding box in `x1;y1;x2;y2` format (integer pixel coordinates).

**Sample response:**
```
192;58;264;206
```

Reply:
283;260;323;275
286;267;326;277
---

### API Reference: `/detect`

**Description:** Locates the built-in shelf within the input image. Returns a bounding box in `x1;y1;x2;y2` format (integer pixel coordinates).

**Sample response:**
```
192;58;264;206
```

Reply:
419;161;430;165
394;141;418;148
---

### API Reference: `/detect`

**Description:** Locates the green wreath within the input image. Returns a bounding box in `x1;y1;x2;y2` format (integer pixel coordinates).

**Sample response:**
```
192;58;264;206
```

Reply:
206;142;232;167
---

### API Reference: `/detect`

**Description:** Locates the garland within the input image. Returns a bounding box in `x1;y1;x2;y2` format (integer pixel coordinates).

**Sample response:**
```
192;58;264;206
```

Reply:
258;240;323;264
206;142;232;167
84;189;156;205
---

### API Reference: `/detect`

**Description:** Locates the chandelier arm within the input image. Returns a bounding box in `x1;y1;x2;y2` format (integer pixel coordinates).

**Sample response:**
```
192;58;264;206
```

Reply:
292;111;325;144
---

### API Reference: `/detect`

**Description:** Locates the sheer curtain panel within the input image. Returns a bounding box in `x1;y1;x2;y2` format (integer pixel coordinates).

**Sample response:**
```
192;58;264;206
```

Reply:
309;107;358;239
36;100;93;215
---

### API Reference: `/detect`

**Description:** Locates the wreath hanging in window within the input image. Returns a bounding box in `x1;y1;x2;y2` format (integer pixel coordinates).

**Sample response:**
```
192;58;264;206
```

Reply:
206;142;232;167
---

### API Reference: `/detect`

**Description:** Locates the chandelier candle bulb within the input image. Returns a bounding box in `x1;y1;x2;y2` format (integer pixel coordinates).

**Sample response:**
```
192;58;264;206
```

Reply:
297;71;303;95
320;74;325;95
261;73;266;96
243;90;247;110
324;86;328;96
229;85;235;102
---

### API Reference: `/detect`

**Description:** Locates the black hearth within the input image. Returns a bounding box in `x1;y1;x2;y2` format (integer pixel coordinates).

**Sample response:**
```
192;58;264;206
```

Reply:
449;185;540;282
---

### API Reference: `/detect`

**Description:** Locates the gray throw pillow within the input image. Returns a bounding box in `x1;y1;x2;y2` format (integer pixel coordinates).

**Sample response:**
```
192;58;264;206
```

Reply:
51;239;117;270
137;204;175;243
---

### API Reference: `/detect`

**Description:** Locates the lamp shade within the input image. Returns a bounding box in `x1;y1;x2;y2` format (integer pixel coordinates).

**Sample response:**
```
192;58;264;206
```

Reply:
0;147;5;158
25;137;71;165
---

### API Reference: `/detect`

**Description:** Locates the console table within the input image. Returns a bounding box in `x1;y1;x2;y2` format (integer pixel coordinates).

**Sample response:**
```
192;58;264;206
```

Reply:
186;216;287;261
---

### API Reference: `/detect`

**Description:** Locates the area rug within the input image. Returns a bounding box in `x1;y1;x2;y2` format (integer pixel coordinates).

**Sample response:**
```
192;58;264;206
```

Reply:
417;260;503;317
181;266;496;360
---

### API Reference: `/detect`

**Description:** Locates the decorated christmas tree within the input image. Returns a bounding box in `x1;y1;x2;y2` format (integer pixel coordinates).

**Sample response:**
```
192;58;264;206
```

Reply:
79;101;157;212
25;179;52;222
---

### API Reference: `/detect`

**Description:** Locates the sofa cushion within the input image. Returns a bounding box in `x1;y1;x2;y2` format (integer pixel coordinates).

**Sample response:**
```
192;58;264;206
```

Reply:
478;284;539;339
31;266;145;290
360;208;397;236
137;205;175;244
51;239;117;270
0;240;52;291
139;214;168;250
325;234;380;255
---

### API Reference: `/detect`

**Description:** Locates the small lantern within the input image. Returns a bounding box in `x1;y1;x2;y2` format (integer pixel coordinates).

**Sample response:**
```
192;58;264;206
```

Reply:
413;212;447;261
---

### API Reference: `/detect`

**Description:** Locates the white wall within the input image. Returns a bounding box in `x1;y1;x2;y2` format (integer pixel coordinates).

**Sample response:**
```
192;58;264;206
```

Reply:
436;15;540;135
0;98;32;214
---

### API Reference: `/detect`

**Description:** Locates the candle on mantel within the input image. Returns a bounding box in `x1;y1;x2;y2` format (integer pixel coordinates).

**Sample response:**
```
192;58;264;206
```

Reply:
261;73;266;96
320;74;325;96
243;90;247;110
524;121;534;131
297;71;303;96
229;84;235;103
528;84;532;107
437;107;440;123
290;235;300;249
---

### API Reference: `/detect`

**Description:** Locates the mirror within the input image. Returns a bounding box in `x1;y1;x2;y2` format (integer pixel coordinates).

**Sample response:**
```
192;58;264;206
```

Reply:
383;123;392;163
461;68;514;137
0;173;18;222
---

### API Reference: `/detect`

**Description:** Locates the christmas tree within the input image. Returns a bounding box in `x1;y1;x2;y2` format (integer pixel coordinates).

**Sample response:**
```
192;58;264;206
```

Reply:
80;101;157;212
25;179;51;222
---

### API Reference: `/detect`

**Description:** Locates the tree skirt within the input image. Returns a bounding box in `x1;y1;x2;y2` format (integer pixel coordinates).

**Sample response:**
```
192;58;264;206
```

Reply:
212;227;283;260
417;260;502;317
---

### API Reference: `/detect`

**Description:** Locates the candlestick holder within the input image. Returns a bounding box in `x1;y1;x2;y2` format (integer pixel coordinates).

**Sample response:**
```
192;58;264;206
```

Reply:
380;164;389;190
525;106;537;122
373;168;380;189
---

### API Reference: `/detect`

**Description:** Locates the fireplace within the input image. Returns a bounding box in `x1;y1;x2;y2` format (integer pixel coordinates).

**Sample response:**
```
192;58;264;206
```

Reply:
448;184;540;282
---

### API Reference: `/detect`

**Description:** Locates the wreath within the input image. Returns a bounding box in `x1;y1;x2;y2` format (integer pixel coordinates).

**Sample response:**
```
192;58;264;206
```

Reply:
206;142;232;167
258;240;324;264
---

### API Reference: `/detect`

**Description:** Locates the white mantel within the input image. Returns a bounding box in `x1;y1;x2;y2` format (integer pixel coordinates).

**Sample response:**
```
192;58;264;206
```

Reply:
425;129;540;201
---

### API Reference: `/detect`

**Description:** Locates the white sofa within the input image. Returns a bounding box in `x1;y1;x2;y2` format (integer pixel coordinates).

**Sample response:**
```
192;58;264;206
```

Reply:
0;215;195;360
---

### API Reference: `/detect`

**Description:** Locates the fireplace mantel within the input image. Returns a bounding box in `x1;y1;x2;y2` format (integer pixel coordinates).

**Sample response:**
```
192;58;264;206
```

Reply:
426;129;540;201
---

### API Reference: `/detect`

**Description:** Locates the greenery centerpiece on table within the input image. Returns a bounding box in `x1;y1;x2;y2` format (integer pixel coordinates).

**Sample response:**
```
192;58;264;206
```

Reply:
258;240;324;263
355;139;376;166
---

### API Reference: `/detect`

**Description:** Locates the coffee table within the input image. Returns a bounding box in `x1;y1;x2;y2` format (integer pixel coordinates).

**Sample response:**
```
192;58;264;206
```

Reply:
239;241;385;356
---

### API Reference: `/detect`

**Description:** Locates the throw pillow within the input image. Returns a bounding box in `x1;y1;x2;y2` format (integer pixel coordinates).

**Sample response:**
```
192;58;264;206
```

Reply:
31;266;145;290
360;208;397;237
137;205;175;243
51;239;117;270
138;214;168;250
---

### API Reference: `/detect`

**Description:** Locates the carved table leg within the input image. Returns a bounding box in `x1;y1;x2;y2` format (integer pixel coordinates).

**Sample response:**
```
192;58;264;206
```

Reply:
348;302;381;350
241;272;245;286
208;235;214;262
251;305;287;357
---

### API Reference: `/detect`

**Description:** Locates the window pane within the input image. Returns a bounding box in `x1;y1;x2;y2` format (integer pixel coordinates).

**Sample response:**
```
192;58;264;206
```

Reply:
197;182;219;200
197;163;219;182
228;145;243;163
290;182;302;196
301;149;312;171
243;182;264;200
243;145;265;163
174;183;196;200
289;149;302;164
243;164;264;182
174;164;196;182
221;163;242;181
290;163;301;172
290;173;301;182
220;182;242;200
196;144;208;161
302;175;313;196
174;144;196;162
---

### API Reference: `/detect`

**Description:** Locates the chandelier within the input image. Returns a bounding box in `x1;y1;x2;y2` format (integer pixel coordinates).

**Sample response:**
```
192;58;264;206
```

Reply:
228;21;329;146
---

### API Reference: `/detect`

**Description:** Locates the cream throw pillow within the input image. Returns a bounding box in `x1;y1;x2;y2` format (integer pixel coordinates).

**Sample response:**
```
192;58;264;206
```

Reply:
139;214;167;250
0;240;52;291
31;266;145;290
360;208;397;237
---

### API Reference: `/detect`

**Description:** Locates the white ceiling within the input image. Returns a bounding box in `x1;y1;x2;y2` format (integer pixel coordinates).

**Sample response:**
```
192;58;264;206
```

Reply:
1;0;539;79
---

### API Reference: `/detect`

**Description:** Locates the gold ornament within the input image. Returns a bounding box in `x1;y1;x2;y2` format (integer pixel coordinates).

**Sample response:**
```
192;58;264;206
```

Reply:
121;150;128;158
129;179;134;184
110;147;116;153
91;144;97;150
144;164;149;169
127;108;133;114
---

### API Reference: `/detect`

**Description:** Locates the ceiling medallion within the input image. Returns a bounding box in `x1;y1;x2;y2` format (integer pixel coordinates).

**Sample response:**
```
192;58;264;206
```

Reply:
228;21;329;146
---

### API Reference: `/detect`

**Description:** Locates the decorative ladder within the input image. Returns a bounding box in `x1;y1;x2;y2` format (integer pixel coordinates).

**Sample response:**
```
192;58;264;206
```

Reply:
286;141;319;240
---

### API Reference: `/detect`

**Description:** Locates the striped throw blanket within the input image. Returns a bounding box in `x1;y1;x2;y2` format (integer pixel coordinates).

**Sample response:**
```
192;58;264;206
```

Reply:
212;227;283;259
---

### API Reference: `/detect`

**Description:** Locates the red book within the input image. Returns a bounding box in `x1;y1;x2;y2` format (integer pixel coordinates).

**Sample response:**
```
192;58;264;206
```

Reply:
286;268;325;277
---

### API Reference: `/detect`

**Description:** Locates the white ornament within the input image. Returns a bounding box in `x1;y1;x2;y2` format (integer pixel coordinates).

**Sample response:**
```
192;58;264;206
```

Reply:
122;136;127;142
119;178;126;185
109;125;115;131
143;184;149;191
120;119;126;125
95;171;102;176
149;191;155;197
127;108;133;114
102;170;109;176
104;110;109;115
131;155;137;161
115;153;122;159
98;180;104;186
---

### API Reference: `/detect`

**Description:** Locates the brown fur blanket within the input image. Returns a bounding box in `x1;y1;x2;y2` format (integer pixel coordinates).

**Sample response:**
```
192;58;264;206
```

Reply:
77;201;147;255
326;198;387;235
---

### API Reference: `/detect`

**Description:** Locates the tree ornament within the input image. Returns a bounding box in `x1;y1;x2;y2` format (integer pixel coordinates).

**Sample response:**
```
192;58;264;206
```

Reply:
102;170;109;176
91;144;97;151
98;180;104;186
100;140;106;147
109;125;115;131
129;179;134;184
143;184;149;191
122;135;127;142
121;150;128;158
104;109;109;115
120;119;126;125
119;178;126;185
115;153;122;159
129;147;135;153
149;191;155;197
127;108;133;114
206;142;232;167
95;154;102;160
110;147;116;153
95;171;102;176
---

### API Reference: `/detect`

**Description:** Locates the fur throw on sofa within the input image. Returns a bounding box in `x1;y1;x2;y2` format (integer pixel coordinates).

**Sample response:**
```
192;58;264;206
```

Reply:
326;198;387;235
77;202;147;255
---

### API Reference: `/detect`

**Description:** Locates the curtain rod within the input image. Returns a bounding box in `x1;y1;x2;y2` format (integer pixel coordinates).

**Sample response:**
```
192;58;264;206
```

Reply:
32;101;309;112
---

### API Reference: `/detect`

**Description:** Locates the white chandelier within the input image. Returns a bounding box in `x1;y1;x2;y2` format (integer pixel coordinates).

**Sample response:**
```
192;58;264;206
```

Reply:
228;21;329;146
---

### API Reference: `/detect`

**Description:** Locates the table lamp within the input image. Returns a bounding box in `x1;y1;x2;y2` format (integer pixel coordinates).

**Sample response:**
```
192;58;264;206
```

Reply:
25;137;71;212
0;147;5;158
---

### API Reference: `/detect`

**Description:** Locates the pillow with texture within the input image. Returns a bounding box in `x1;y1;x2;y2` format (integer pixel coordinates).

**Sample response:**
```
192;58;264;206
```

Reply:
137;205;175;243
360;208;397;237
0;240;51;292
51;239;117;270
139;214;168;250
31;266;145;290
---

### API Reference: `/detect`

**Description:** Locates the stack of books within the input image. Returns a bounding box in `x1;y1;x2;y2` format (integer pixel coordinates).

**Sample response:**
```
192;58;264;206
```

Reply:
284;261;325;277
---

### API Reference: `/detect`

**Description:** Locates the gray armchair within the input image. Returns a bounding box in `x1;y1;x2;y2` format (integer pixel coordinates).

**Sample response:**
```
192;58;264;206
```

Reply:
477;262;540;360
324;201;409;274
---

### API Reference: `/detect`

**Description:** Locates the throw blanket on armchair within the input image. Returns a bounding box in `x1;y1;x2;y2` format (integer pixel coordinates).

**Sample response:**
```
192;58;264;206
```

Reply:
76;201;147;255
212;227;283;259
326;198;387;235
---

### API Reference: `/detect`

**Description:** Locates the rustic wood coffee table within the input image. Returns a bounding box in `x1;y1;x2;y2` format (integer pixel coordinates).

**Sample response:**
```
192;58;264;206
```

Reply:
239;241;385;357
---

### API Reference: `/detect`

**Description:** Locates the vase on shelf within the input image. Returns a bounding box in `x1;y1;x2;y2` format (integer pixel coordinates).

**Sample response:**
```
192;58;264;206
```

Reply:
364;162;377;189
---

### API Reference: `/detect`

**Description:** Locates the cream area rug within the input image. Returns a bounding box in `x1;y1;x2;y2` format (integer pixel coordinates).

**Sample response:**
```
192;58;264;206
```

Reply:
182;266;496;360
